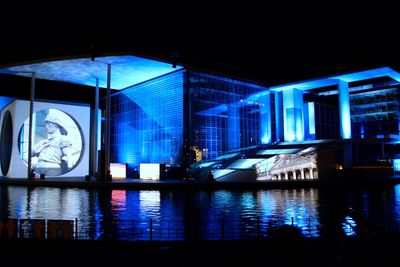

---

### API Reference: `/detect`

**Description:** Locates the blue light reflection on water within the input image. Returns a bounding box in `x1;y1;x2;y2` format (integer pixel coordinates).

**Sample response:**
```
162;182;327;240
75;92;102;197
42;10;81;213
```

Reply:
394;184;400;226
2;186;400;239
257;189;319;236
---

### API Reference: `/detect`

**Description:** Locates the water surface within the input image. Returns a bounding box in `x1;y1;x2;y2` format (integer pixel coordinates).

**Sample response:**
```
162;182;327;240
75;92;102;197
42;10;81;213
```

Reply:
1;185;399;240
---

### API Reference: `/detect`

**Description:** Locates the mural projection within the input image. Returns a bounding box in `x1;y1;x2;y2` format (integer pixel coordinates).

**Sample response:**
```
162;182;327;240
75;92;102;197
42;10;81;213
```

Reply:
18;109;84;176
140;163;164;180
255;146;318;180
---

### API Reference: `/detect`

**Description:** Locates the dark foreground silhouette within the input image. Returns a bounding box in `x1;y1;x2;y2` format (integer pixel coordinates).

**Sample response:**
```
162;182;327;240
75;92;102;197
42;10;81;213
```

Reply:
1;227;399;267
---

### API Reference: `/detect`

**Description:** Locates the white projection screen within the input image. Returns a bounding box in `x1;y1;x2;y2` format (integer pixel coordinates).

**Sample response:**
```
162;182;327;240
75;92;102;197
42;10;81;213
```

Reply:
140;163;161;180
0;100;90;178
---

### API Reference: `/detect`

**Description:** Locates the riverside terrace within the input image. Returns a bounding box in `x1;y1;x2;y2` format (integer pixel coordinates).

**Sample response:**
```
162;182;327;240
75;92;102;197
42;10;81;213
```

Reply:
1;174;400;190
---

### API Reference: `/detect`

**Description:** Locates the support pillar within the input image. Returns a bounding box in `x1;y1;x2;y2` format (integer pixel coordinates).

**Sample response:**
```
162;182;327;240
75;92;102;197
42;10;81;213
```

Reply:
90;78;99;176
104;64;111;181
282;89;304;141
27;72;35;180
339;80;352;139
274;91;283;142
343;143;353;169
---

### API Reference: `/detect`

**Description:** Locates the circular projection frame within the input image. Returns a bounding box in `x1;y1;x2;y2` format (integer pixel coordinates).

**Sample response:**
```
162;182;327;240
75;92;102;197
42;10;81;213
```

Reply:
18;108;84;177
0;110;13;175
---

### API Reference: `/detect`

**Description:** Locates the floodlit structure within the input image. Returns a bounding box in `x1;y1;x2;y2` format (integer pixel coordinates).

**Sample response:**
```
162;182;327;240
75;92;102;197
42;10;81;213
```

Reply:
1;54;399;181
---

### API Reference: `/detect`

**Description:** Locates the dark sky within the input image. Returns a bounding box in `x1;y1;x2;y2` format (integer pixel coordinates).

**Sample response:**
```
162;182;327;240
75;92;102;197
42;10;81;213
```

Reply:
1;3;399;87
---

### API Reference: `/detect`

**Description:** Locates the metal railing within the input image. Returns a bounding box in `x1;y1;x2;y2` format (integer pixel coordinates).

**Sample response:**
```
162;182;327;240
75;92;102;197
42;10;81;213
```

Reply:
1;217;399;241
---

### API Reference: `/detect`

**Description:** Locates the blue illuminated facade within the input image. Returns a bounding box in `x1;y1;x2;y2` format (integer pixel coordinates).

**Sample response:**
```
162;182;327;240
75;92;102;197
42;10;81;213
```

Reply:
187;72;267;161
350;87;399;139
3;54;400;179
106;66;400;178
109;70;267;173
110;71;184;170
4;54;400;179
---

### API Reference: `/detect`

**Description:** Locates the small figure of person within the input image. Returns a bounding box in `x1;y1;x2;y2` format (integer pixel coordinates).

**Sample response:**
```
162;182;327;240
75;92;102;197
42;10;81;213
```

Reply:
29;168;36;180
207;170;215;182
31;110;74;176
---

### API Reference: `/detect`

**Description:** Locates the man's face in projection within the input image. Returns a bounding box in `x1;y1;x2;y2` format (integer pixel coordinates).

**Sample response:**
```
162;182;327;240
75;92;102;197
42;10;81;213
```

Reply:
45;121;58;134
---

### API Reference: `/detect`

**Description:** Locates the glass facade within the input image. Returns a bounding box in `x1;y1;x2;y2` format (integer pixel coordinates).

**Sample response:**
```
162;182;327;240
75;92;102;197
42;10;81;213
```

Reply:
110;70;184;170
187;71;267;163
109;70;267;176
314;102;340;139
350;87;399;138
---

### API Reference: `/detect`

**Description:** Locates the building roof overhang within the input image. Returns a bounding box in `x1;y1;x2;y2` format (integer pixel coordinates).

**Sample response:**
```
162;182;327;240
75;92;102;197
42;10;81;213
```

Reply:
0;54;182;90
270;67;400;92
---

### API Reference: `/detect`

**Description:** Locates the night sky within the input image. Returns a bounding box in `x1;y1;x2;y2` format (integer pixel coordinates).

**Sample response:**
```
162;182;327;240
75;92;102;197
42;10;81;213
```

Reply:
1;3;399;89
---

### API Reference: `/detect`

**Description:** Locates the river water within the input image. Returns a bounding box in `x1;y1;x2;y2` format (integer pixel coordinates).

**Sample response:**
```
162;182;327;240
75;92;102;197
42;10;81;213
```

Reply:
1;184;400;240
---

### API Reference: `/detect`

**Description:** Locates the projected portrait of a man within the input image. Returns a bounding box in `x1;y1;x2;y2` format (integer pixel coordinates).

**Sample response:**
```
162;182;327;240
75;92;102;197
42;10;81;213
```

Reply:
19;108;83;176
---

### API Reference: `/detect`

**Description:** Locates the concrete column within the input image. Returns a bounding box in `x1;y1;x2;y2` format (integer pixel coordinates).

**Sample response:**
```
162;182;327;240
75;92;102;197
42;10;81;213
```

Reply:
304;102;316;140
301;169;305;180
274;91;283;142
343;143;353;169
309;168;314;179
282;89;304;141
285;172;289;180
339;80;352;139
313;169;318;179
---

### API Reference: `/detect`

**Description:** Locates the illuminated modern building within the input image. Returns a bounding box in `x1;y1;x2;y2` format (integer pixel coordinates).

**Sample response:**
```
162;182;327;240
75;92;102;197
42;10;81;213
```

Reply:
108;66;400;180
1;54;400;180
108;69;268;178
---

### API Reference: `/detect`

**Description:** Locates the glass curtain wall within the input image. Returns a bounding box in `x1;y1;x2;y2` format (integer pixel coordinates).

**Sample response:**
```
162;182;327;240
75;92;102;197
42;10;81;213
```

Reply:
109;70;185;171
350;87;400;138
187;71;266;164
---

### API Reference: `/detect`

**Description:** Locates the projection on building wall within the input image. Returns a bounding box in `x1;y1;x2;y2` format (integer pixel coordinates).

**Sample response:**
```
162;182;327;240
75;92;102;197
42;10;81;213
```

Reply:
255;147;318;180
139;163;164;180
18;109;84;176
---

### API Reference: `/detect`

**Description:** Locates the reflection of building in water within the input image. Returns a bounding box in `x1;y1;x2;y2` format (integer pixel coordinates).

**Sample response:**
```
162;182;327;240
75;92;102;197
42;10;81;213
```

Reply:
139;191;161;219
257;189;320;236
6;187;91;220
